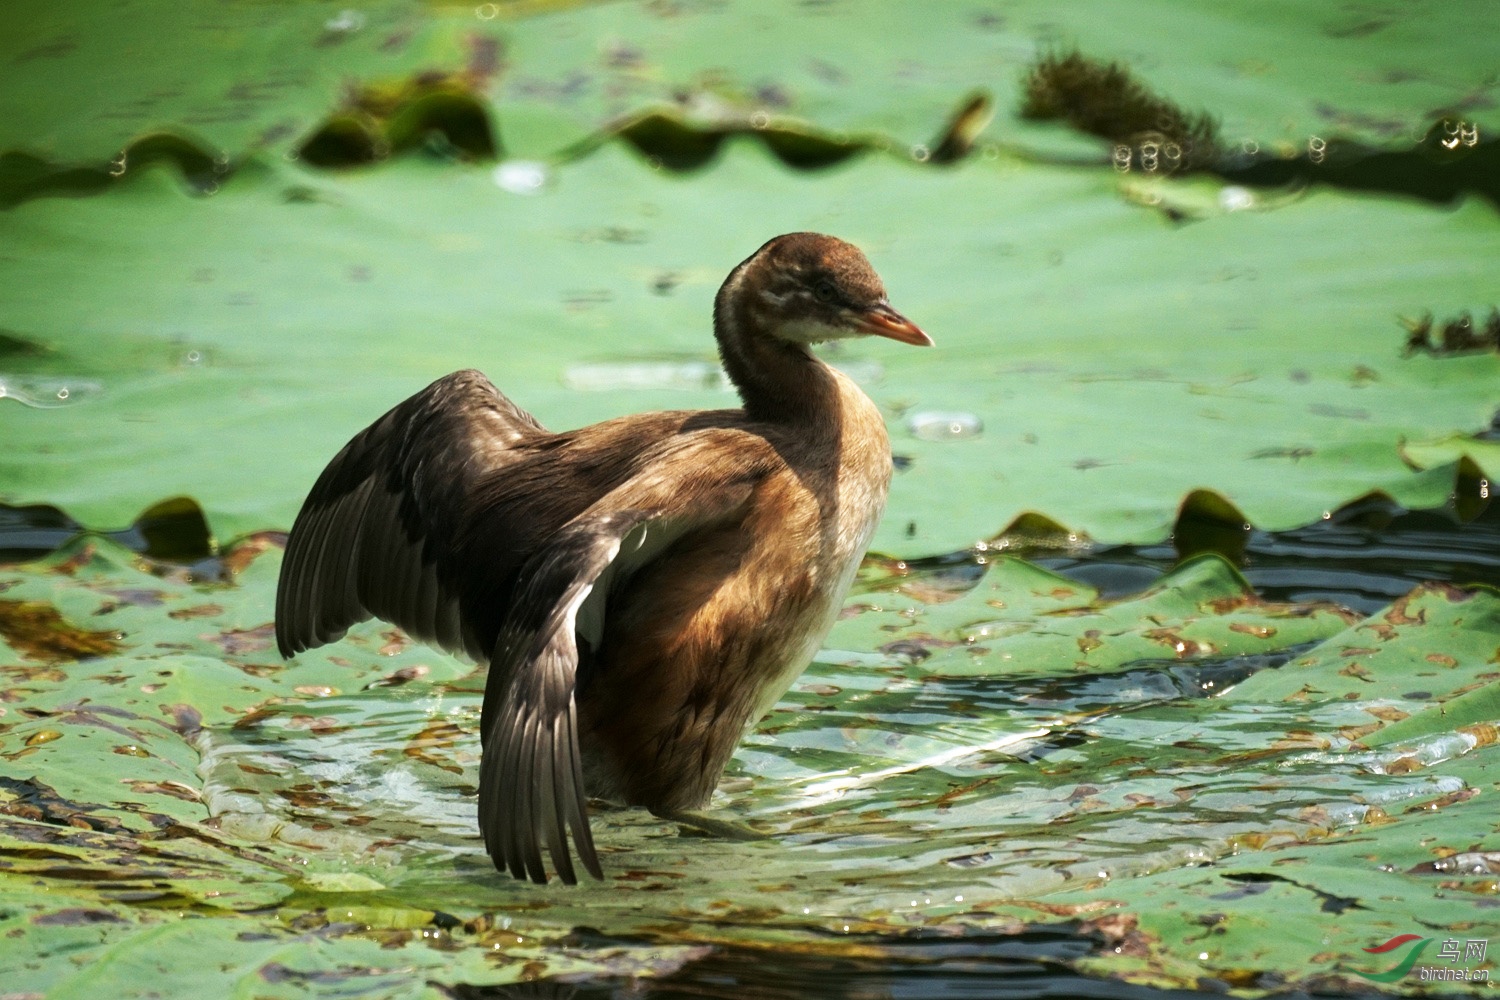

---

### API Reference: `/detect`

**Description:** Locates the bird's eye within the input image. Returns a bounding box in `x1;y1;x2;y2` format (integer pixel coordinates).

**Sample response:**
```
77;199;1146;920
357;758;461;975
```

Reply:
813;280;837;303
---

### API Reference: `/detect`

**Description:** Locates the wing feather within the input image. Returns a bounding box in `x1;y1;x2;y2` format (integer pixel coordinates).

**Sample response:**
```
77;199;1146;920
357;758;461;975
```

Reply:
478;498;750;884
278;374;780;883
479;519;614;884
275;370;544;661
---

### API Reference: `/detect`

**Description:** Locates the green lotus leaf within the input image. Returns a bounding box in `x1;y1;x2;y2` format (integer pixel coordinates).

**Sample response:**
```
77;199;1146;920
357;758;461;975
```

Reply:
4;0;1500;995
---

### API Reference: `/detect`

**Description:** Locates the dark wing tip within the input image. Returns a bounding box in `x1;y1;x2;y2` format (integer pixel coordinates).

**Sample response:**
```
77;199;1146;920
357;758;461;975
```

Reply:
478;622;602;885
474;504;745;886
480;689;601;885
478;520;634;886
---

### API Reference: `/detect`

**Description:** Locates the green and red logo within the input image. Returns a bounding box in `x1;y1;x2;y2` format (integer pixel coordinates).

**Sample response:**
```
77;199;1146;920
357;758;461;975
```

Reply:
1358;934;1489;983
1357;935;1431;983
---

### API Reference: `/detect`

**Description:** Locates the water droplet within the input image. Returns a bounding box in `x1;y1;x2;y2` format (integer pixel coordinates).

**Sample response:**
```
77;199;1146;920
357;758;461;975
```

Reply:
324;9;365;33
475;2;499;19
907;411;982;441
493;160;549;195
0;375;102;408
1218;186;1254;212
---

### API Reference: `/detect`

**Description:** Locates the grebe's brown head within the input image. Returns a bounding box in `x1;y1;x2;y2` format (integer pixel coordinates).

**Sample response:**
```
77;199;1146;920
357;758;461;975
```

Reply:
721;233;932;348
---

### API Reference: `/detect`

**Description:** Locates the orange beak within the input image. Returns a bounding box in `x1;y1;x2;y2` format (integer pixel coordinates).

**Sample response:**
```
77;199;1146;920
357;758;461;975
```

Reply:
855;302;933;346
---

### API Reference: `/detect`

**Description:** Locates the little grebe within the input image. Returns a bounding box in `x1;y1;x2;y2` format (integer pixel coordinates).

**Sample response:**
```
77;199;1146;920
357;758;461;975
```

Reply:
275;233;931;882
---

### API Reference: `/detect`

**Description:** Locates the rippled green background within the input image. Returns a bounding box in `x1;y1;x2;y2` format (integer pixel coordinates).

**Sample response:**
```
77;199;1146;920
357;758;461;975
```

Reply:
3;1;1499;996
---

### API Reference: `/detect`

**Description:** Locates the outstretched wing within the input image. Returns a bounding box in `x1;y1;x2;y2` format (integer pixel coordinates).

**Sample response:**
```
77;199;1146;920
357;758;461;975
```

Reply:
275;370;544;662
478;511;650;885
478;472;760;884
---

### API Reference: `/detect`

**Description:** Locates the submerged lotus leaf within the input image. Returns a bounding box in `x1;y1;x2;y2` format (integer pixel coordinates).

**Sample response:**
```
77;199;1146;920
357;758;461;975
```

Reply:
831;553;1357;678
5;517;1498;994
1362;680;1500;749
1224;582;1500;706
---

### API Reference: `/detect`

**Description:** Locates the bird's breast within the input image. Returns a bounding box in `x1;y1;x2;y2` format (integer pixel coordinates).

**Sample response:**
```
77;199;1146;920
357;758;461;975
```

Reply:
742;371;893;722
577;370;895;809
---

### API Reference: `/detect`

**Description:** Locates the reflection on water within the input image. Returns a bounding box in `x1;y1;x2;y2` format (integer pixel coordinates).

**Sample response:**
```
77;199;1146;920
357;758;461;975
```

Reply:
172;497;1494;897
907;410;984;441
1044;495;1500;614
193;629;1465;953
0;374;102;408
556;928;1229;1000
492;160;549;195
4;490;1496;993
130;486;1486;1000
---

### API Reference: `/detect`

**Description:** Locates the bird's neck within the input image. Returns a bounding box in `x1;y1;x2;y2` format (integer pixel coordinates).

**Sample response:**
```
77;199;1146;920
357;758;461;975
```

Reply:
713;266;839;426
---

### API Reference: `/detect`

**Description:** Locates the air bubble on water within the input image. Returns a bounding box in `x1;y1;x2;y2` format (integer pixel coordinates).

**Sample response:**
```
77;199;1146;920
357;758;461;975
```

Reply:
907;411;982;441
1218;186;1254;212
0;376;102;408
493;160;550;195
